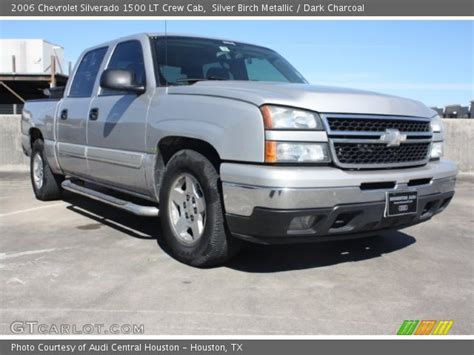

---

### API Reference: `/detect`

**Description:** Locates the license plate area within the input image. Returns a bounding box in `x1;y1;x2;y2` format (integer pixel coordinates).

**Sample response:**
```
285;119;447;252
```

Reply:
385;191;418;217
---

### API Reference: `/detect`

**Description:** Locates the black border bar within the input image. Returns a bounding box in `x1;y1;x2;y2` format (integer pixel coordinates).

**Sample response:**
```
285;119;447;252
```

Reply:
1;0;473;17
0;339;473;355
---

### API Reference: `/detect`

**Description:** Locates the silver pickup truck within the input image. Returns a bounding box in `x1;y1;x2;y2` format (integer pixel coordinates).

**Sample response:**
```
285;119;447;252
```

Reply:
21;33;457;267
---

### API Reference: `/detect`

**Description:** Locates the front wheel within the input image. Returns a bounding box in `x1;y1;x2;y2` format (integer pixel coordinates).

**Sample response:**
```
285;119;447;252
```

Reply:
159;150;240;267
30;139;63;201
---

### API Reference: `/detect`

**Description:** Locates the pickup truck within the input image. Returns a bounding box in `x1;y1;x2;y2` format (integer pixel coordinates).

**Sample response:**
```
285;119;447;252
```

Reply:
21;33;457;267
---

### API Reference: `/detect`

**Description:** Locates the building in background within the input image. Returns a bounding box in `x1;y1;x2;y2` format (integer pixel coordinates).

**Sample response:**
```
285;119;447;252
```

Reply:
444;105;469;118
0;39;69;114
431;102;473;119
0;39;471;119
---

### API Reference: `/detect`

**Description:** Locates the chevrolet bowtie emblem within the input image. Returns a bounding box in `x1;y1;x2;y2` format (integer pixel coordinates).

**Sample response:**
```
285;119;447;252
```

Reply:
380;128;407;147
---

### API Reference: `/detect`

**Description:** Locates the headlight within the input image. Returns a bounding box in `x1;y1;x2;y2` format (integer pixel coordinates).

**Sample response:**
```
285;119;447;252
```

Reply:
265;142;330;163
261;105;323;130
430;115;444;133
430;142;443;160
430;115;444;160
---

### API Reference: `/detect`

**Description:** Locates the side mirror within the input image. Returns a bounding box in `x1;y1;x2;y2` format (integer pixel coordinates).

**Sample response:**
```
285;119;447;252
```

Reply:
100;69;145;94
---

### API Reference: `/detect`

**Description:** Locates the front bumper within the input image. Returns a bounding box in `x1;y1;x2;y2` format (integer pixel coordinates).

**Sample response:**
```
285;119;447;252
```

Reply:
221;160;457;243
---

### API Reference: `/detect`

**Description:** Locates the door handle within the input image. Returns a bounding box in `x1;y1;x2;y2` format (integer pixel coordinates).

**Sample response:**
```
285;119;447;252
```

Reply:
60;109;68;120
89;108;99;121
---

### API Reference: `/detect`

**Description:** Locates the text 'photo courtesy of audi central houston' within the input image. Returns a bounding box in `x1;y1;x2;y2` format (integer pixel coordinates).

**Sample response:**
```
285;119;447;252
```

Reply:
21;33;457;267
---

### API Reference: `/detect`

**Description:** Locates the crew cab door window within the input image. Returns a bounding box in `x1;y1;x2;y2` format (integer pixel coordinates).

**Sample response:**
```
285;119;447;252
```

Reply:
68;47;107;97
102;40;146;95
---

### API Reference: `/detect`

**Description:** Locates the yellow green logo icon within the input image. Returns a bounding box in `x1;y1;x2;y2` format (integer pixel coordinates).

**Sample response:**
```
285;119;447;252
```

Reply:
397;320;454;335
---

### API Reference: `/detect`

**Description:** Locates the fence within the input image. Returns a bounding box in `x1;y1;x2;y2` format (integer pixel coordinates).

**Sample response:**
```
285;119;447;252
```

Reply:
0;104;24;115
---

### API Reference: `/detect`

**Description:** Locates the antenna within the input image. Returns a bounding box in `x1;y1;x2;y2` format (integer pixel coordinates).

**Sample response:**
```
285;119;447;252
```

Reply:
164;20;168;86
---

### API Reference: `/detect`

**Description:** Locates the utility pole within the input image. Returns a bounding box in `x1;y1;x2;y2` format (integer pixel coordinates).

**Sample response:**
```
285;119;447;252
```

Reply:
50;55;56;87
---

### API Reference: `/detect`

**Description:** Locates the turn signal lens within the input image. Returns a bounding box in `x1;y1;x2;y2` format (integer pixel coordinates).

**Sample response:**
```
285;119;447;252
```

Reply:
265;141;278;163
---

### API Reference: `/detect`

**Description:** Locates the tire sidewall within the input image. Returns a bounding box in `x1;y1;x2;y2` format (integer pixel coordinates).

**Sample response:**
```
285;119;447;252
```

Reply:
30;139;62;200
160;150;225;265
30;140;46;198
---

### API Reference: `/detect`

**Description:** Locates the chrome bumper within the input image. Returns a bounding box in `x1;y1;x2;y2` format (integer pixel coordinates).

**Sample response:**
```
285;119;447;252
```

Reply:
221;160;457;216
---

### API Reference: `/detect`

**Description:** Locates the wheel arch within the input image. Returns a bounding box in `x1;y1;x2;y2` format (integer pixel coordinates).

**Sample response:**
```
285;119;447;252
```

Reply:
152;136;222;199
29;127;43;147
158;135;221;169
28;127;63;176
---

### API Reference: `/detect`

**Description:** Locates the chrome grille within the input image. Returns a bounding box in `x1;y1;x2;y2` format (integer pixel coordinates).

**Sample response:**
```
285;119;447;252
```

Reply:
333;142;431;165
322;114;433;169
327;117;430;132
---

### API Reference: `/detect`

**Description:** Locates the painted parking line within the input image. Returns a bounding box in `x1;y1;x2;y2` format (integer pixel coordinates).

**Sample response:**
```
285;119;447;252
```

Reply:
0;247;72;260
0;203;63;218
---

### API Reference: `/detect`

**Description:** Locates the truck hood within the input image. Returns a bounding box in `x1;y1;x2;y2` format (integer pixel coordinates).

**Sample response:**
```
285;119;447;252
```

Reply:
168;81;435;118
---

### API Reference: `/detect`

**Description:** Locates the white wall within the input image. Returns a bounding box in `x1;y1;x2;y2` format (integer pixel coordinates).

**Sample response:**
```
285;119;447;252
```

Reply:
0;39;65;75
0;115;29;171
0;116;472;173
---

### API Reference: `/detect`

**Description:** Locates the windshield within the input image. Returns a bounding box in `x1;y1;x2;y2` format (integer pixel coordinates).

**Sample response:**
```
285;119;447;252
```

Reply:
151;36;307;86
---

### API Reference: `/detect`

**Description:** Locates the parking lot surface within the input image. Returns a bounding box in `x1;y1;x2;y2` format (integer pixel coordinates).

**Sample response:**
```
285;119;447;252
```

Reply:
1;172;473;335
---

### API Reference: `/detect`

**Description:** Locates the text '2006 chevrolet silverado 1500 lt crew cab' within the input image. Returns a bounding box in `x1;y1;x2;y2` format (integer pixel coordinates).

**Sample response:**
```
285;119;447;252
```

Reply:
22;33;457;267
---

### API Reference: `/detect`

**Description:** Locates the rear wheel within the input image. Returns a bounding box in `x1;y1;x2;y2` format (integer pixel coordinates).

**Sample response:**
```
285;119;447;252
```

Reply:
159;149;241;267
30;139;63;201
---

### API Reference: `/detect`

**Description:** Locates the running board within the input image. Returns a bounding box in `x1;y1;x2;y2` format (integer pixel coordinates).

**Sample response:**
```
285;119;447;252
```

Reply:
61;180;159;217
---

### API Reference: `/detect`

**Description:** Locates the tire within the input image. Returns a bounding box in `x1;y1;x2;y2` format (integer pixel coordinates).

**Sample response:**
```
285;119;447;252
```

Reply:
30;139;63;201
159;149;241;267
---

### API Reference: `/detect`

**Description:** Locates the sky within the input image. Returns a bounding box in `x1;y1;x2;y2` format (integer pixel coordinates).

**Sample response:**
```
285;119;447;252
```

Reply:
1;20;472;107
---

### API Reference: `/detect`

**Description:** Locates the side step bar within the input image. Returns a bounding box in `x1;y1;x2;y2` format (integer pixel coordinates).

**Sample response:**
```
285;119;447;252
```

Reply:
61;180;159;217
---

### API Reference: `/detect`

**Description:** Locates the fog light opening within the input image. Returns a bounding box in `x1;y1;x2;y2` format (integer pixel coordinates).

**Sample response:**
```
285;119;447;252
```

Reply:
439;197;452;211
288;215;317;231
422;201;436;216
331;213;356;230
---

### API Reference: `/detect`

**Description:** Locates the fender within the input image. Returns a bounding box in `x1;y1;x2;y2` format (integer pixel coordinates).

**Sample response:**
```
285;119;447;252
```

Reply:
146;93;265;162
151;119;225;157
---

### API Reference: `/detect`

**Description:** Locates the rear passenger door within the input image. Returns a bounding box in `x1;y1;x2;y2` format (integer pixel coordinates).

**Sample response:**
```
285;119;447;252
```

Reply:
87;40;151;194
57;47;107;177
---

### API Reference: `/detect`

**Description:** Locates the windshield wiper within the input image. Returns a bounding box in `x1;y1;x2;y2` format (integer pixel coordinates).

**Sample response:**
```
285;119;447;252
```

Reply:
174;76;228;85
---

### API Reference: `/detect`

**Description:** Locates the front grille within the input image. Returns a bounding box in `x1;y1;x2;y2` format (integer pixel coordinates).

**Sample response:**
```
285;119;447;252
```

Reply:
333;142;431;166
322;114;433;169
327;117;430;132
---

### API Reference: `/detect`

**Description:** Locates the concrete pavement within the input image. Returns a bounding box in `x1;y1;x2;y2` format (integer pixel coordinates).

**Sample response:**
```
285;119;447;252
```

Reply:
1;173;473;335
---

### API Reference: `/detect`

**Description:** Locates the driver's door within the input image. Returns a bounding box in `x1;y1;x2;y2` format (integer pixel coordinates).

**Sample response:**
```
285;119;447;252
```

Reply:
87;40;151;194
